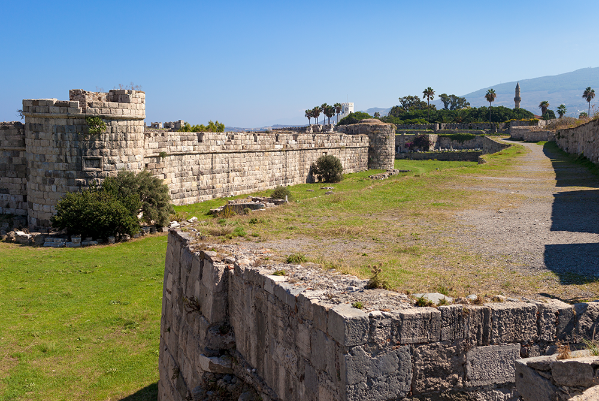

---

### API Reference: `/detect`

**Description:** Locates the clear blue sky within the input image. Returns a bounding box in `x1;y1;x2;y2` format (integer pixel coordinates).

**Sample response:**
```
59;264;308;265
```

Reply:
1;0;598;127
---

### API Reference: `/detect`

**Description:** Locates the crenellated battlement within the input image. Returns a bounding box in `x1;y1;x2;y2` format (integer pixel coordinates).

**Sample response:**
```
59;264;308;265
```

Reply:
22;89;145;119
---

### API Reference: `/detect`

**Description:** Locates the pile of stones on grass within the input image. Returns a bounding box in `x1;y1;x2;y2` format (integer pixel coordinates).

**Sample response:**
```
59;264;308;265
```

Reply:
368;168;410;180
1;225;163;247
209;196;287;215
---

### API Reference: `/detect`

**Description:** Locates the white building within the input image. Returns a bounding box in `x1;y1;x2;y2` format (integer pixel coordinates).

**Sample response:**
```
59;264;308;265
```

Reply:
339;102;354;121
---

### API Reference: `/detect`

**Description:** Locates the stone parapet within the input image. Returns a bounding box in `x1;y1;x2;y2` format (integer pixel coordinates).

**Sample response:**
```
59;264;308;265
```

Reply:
159;231;599;401
510;127;555;142
556;119;599;163
144;131;369;205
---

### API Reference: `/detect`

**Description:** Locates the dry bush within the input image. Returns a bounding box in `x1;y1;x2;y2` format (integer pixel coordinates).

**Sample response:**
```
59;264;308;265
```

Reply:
209;226;233;237
545;117;579;131
556;342;571;360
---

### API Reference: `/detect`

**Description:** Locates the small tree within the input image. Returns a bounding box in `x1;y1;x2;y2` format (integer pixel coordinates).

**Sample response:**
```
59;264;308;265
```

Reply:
102;170;174;227
271;186;292;201
410;134;432;151
51;189;140;238
311;155;343;183
539;101;550;115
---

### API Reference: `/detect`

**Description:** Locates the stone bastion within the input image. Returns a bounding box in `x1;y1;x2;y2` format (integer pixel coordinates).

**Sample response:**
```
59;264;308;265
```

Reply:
0;90;396;230
159;229;599;401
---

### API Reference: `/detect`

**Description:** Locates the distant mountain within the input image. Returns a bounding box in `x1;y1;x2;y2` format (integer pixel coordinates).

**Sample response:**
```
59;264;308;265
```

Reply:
460;67;599;117
361;107;392;117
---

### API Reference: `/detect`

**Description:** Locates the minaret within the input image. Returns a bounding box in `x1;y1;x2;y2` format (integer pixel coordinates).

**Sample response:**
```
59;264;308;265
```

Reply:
514;82;521;109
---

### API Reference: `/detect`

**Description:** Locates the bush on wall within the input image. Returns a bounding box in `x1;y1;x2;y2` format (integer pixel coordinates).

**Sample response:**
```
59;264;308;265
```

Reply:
51;170;174;239
51;189;140;238
311;155;343;183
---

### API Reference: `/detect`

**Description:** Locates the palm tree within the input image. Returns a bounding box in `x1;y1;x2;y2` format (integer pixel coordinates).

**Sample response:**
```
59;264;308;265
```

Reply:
312;106;321;125
485;89;497;123
422;87;435;122
583;87;595;117
305;109;312;125
324;105;335;125
557;104;567;118
539;101;550;116
320;103;331;125
334;103;342;124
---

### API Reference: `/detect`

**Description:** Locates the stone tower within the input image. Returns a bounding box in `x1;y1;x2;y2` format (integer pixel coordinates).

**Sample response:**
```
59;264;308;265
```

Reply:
22;89;146;229
514;82;521;109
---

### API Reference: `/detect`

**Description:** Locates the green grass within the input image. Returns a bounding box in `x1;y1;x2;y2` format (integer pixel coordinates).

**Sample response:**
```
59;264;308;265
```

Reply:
0;235;167;401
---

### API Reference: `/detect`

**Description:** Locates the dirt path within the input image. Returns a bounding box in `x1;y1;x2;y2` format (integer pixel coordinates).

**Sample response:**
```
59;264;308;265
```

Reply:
453;140;599;298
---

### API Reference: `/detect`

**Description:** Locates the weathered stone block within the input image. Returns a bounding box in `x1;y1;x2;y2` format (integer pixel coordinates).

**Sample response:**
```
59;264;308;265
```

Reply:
328;303;370;347
342;345;412;401
411;341;465;393
397;307;441;344
552;357;598;387
465;344;520;386
488;302;537;344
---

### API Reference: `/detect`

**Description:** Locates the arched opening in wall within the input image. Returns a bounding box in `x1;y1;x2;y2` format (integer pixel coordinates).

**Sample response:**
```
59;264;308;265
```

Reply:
228;134;235;142
340;135;343;140
312;135;316;141
197;133;204;143
293;134;298;141
253;134;257;142
275;134;279;142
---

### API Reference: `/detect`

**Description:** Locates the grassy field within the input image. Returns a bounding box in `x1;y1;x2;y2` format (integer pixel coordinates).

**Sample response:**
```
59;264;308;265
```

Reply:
4;141;597;400
0;236;167;401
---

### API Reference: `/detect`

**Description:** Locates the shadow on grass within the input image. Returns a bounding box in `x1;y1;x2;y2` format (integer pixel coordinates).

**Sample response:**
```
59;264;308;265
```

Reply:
119;382;158;401
540;141;599;285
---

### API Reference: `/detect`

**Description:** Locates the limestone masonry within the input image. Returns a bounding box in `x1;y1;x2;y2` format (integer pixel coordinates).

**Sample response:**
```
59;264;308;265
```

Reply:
0;90;397;230
160;230;599;401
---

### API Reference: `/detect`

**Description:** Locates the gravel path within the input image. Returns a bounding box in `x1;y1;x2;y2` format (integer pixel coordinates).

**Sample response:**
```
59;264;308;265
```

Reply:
454;140;599;294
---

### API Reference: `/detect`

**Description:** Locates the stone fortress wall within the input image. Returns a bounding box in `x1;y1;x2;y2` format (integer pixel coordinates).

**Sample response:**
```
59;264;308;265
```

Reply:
0;90;396;229
555;119;599;163
0;122;27;222
160;230;599;401
143;130;370;206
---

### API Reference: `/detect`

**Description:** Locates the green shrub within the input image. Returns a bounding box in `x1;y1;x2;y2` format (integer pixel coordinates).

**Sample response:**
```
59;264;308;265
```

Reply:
411;135;432;151
102;170;174;227
311;155;343;183
85;116;106;135
271;186;292;200
51;189;140;238
337;111;372;125
286;253;307;264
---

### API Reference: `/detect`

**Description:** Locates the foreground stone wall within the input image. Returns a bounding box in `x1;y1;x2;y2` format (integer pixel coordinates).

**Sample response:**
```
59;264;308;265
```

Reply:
144;131;369;205
0;122;27;219
516;352;599;400
159;230;599;401
555;119;599;163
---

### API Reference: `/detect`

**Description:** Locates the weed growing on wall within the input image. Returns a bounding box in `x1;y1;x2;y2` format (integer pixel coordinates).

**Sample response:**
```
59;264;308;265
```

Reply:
85;116;106;135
